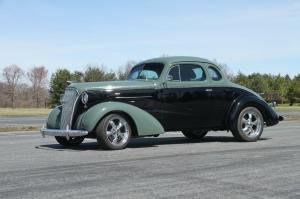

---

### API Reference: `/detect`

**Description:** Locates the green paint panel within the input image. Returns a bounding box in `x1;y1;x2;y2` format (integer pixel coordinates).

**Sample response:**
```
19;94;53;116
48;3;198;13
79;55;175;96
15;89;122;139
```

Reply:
80;102;164;136
46;106;61;129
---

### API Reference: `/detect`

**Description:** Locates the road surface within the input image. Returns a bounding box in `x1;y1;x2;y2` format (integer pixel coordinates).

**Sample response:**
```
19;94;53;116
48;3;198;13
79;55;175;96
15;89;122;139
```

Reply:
0;116;46;125
0;121;299;199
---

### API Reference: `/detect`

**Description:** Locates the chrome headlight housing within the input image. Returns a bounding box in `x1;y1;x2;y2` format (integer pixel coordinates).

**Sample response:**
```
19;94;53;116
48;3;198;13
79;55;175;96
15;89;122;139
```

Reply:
81;92;89;105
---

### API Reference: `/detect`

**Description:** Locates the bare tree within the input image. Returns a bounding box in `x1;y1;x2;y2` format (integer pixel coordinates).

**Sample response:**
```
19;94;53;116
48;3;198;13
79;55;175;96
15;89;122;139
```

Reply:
27;66;48;107
212;59;234;80
117;60;136;80
2;65;24;108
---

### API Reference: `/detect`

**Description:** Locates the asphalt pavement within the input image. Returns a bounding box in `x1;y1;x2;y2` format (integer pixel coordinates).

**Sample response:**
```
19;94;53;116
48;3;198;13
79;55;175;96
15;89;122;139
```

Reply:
0;116;46;125
0;121;299;199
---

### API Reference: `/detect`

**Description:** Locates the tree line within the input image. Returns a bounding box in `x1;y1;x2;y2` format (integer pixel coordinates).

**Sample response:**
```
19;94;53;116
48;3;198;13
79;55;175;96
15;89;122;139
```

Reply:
0;61;299;108
0;65;48;108
49;61;135;105
0;61;135;108
233;72;300;105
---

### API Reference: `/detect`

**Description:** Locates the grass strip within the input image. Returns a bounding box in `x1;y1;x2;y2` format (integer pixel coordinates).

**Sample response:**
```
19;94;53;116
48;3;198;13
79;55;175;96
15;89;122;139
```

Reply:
0;108;51;117
0;125;42;132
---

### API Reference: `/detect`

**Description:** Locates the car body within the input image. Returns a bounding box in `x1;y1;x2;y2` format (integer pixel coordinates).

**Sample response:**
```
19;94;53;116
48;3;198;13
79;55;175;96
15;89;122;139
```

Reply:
41;56;283;149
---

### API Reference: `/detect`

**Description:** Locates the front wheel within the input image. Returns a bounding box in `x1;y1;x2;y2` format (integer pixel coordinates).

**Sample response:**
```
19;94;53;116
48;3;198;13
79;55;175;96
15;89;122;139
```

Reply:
55;136;85;147
96;113;132;150
182;130;208;140
231;106;264;142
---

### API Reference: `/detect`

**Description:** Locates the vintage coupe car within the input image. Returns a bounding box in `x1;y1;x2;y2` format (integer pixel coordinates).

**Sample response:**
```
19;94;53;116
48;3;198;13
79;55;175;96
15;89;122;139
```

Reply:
41;56;283;150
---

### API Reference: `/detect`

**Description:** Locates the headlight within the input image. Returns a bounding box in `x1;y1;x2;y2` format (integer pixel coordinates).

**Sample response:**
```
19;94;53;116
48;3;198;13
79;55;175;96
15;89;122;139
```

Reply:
81;92;89;104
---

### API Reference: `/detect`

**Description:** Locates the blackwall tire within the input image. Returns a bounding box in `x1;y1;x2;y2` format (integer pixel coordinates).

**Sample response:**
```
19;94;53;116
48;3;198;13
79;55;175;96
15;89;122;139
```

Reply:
96;113;132;150
182;130;208;140
55;136;85;147
231;106;264;142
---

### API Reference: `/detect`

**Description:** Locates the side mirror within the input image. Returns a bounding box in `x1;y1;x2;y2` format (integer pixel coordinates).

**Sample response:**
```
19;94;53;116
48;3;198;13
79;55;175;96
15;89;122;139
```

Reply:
167;75;173;81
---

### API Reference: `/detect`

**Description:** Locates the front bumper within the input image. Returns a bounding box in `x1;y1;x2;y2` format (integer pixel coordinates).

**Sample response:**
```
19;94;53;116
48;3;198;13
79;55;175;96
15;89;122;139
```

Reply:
40;128;88;138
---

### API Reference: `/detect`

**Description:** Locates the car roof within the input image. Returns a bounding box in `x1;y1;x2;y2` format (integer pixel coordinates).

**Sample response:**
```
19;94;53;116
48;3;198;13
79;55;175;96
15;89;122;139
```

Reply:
139;56;215;66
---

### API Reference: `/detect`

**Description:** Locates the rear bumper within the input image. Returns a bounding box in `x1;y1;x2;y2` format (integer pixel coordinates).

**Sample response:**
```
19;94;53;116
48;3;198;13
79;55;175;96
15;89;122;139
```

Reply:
266;114;284;126
40;128;88;137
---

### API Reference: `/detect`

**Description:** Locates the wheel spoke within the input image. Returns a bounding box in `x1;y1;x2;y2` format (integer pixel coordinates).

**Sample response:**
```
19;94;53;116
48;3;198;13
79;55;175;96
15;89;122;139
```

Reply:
248;127;254;135
118;132;125;139
109;120;117;129
252;119;258;125
242;125;249;132
242;118;248;124
116;122;123;131
106;130;113;136
248;113;253;122
112;134;118;144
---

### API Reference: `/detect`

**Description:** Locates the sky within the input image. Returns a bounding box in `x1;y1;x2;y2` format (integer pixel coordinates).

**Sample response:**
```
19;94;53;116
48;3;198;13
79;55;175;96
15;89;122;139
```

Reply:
0;0;299;79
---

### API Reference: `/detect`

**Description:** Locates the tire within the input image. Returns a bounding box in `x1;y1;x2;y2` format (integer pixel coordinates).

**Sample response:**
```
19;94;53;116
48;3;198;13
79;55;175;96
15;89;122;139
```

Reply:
55;136;85;147
182;130;208;140
96;113;132;150
231;106;264;142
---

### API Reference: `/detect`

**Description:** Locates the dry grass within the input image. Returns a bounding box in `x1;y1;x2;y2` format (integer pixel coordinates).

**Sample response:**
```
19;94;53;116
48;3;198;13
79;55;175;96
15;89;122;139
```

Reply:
283;115;300;121
276;106;300;112
0;125;42;132
0;108;51;117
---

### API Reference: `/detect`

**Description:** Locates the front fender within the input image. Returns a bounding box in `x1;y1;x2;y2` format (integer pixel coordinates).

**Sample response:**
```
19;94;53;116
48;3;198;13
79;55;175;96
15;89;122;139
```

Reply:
46;105;62;129
227;95;280;129
79;102;165;136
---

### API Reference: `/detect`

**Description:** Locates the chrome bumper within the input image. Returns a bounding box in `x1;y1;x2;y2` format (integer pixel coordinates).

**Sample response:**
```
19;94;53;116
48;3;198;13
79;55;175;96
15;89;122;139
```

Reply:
40;128;88;138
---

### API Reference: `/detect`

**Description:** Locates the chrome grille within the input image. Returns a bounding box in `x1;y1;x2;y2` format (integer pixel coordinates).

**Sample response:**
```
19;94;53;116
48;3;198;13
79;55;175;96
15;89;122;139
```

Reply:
60;88;79;129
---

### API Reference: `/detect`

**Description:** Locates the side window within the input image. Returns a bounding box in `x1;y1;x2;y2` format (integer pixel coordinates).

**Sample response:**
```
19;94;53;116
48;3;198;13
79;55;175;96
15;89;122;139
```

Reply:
139;70;158;79
180;64;206;81
167;65;180;81
208;66;222;81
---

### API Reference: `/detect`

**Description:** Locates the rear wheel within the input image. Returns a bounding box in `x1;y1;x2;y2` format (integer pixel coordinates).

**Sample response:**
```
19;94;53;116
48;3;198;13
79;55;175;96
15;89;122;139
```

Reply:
182;130;208;140
231;106;264;142
55;136;85;147
96;113;132;150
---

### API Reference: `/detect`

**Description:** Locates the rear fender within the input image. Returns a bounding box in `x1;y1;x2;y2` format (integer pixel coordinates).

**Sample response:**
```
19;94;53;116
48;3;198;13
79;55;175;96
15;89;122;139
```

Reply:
227;95;280;129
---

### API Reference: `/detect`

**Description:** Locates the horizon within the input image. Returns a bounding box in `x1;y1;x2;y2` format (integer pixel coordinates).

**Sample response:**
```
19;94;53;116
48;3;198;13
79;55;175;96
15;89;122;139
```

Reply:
0;0;299;79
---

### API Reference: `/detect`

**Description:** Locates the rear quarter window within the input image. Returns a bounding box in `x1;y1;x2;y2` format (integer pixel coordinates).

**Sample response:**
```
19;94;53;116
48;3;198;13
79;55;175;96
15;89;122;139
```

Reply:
208;66;222;81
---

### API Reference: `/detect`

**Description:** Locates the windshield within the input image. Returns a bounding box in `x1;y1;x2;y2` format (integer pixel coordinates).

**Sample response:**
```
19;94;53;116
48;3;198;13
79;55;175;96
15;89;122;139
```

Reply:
127;63;164;80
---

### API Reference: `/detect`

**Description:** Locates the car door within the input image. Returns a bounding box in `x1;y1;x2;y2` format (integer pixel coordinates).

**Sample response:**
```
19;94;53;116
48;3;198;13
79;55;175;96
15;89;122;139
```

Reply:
206;65;237;127
161;63;214;131
160;65;183;130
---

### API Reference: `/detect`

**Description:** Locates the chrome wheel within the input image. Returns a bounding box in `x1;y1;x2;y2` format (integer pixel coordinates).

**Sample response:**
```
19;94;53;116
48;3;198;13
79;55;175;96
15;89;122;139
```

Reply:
232;106;264;142
240;111;262;138
105;115;130;146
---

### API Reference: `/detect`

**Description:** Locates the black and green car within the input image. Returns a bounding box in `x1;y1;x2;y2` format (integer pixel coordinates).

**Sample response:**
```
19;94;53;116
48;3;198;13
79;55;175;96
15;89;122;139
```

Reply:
41;56;283;150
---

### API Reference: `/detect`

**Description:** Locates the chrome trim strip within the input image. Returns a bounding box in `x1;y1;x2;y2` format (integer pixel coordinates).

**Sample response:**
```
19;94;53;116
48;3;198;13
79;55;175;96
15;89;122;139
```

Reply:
167;65;181;82
115;96;153;99
69;91;80;129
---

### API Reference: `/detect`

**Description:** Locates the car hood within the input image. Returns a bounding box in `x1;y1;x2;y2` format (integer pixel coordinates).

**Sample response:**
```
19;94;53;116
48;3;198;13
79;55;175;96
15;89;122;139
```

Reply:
68;80;159;93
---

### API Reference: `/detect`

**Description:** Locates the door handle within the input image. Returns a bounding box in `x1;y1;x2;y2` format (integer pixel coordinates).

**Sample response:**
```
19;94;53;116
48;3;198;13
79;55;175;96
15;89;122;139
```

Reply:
205;88;213;92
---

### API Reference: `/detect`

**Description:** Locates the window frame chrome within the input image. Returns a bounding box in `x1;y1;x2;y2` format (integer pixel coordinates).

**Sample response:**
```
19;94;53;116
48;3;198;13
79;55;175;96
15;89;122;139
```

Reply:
166;64;181;82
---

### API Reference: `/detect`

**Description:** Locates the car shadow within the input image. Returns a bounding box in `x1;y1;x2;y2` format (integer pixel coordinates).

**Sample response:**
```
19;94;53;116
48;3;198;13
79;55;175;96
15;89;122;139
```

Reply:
35;135;271;151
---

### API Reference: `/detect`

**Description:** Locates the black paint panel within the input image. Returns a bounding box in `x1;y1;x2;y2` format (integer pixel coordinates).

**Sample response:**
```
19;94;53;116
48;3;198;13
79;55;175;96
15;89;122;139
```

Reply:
81;86;277;131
